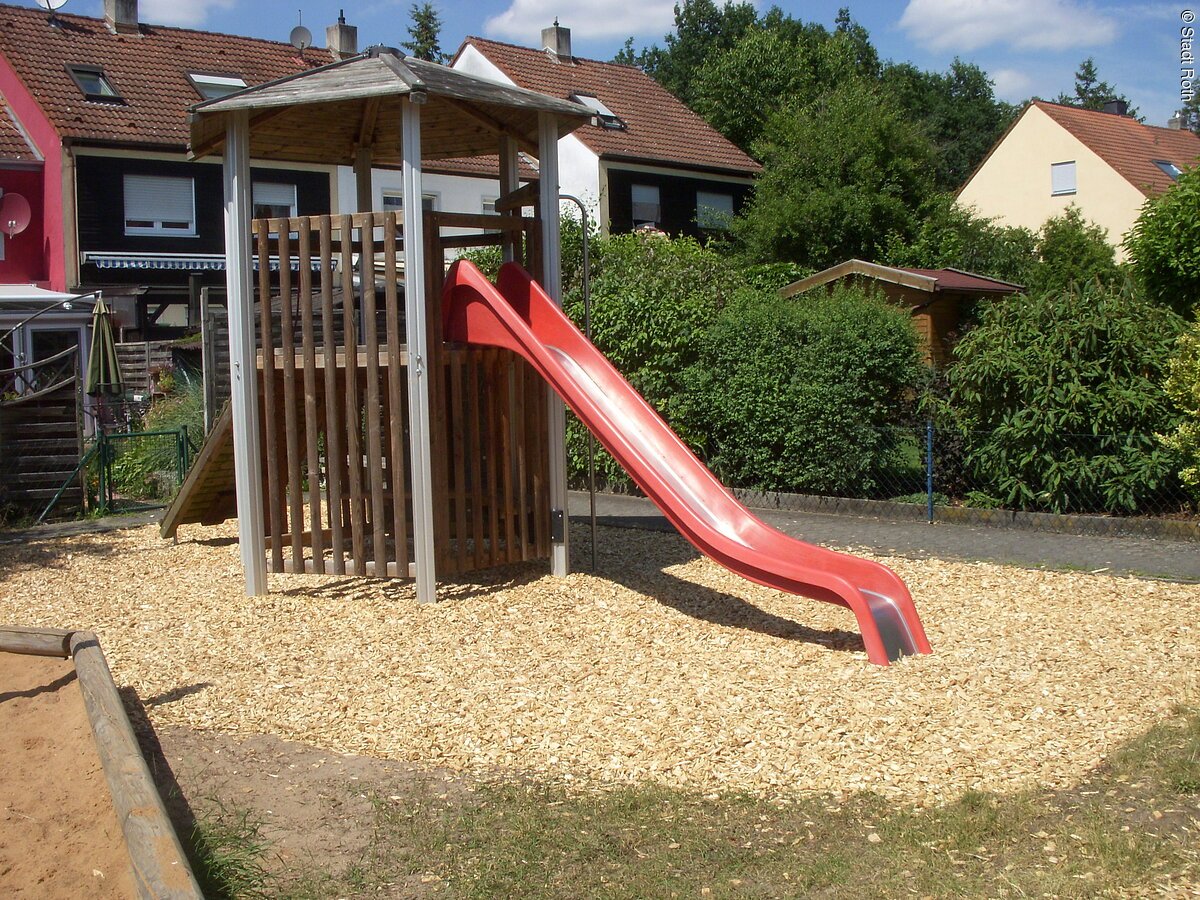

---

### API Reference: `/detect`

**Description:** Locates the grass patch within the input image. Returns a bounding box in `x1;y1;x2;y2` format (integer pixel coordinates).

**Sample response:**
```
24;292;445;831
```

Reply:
187;800;277;899
283;707;1200;898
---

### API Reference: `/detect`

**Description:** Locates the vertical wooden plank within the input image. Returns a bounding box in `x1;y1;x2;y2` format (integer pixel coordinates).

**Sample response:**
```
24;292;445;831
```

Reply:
467;351;485;570
256;219;284;573
277;225;305;571
425;213;452;574
512;357;529;560
530;370;549;557
340;214;366;570
485;350;502;565
360;213;388;571
297;218;325;574
449;350;468;572
383;210;408;573
319;216;345;574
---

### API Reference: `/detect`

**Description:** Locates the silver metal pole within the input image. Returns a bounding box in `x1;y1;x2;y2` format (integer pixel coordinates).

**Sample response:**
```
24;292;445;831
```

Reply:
558;193;596;571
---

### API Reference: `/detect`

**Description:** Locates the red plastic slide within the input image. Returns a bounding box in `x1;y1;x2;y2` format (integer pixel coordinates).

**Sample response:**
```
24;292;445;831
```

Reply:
443;260;932;665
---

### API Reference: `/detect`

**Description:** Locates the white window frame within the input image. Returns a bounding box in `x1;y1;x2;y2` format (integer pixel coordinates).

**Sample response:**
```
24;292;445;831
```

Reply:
381;189;438;212
124;174;197;237
482;196;499;215
696;190;734;229
631;184;661;225
188;72;247;101
252;181;298;220
1050;161;1077;196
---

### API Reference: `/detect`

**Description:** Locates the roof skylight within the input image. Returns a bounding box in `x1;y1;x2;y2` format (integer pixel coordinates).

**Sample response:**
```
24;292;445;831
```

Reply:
571;93;625;130
66;65;123;103
1153;159;1182;180
189;73;248;101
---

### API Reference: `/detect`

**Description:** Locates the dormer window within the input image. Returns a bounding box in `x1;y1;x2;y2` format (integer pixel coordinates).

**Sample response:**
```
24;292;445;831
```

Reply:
189;73;248;101
66;65;123;103
571;93;625;130
1153;159;1182;180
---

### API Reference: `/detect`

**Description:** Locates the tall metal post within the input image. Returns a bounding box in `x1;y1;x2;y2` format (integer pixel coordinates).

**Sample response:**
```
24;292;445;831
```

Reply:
538;112;569;577
222;109;267;596
402;95;437;603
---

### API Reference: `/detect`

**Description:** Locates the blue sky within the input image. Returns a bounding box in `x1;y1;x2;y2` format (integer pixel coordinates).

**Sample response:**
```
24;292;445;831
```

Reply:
26;0;1192;126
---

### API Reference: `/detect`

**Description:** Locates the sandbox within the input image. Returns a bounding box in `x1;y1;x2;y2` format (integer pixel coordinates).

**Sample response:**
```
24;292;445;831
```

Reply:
0;628;201;899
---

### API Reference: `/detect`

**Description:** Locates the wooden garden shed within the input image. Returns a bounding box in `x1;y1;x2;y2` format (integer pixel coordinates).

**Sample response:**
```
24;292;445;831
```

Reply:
186;47;591;602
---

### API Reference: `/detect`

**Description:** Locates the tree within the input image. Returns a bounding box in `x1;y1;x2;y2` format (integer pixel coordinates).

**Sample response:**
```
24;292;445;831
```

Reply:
1027;206;1122;295
402;3;445;63
883;193;1037;287
613;37;638;66
638;0;759;106
1054;57;1138;117
734;78;936;268
1125;165;1200;316
885;59;1017;190
1162;322;1200;494
946;282;1185;513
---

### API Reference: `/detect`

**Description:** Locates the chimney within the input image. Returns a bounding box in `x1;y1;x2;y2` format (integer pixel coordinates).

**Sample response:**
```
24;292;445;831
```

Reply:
1167;112;1186;130
541;20;572;61
326;10;358;60
1103;99;1129;117
104;0;138;34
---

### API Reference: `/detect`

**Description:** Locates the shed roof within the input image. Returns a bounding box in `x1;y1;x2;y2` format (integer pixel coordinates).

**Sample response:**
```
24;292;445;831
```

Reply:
779;259;1024;299
189;48;592;167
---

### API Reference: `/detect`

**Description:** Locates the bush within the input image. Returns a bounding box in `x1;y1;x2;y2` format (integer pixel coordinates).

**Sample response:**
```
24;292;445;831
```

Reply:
1026;206;1122;295
946;282;1186;513
1125;165;1200;316
108;384;204;500
1162;322;1200;495
682;284;923;495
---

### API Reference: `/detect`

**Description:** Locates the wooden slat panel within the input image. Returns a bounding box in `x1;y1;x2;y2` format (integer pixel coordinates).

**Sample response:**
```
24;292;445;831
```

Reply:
319;216;346;574
256;219;284;573
383;211;409;573
339;215;367;569
530;369;549;558
467;351;485;570
500;356;518;563
449;351;468;572
297;218;325;574
360;213;389;572
276;225;306;572
484;350;502;565
513;357;529;560
425;210;452;574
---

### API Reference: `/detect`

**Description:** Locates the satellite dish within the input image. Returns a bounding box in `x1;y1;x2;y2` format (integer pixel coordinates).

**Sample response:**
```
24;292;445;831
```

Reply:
0;193;31;238
290;25;313;51
35;0;70;9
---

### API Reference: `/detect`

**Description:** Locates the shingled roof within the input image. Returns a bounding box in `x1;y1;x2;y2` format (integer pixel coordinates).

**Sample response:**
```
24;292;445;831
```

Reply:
456;36;760;177
0;3;332;149
1032;100;1199;197
0;100;38;161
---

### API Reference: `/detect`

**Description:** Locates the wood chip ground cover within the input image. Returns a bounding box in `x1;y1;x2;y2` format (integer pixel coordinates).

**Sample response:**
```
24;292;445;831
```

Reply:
1;521;1197;805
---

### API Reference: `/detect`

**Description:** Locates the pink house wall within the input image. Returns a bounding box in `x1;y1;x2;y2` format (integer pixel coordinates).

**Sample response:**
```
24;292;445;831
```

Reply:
0;53;64;290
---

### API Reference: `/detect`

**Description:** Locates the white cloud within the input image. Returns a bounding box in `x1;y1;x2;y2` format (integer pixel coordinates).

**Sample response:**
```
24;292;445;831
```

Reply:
140;0;236;28
990;67;1035;100
898;0;1117;52
484;0;679;41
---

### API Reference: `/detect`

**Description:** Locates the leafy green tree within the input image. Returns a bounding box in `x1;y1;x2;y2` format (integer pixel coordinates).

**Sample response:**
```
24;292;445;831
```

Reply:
684;284;923;494
1125;165;1200;316
1027;206;1122;295
1162;323;1200;493
735;78;937;268
946;282;1185;513
402;3;445;63
832;6;880;79
613;37;638;65
883;193;1037;286
639;0;759;106
885;59;1017;190
1054;57;1138;117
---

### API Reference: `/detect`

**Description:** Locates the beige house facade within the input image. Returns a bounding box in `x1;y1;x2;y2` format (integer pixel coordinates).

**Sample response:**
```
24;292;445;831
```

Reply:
958;101;1199;261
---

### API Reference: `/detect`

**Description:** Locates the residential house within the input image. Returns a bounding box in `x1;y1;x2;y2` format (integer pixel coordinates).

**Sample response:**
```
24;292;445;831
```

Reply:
779;259;1023;367
957;100;1200;260
0;0;348;342
449;24;761;238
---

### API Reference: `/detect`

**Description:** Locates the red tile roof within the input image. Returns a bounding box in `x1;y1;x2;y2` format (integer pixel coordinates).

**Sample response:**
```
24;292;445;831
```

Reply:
425;153;538;180
0;3;333;149
457;37;760;177
0;100;38;161
1033;100;1200;197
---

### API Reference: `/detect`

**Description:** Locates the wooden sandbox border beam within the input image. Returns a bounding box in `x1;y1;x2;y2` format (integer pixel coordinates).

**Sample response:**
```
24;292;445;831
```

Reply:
0;626;204;900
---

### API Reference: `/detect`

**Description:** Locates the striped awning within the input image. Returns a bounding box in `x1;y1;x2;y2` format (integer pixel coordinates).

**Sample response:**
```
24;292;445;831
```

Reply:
81;253;337;272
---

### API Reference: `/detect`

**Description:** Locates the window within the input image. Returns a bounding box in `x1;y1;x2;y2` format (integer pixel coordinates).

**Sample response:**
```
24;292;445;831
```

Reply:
381;190;437;213
696;191;734;229
66;65;123;102
1050;161;1076;196
252;182;297;219
482;197;499;215
631;184;660;225
1153;159;1182;180
124;174;196;236
189;72;247;101
571;93;625;130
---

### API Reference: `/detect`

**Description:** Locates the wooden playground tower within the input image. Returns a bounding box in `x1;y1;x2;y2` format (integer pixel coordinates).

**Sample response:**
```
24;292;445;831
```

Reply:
184;49;592;601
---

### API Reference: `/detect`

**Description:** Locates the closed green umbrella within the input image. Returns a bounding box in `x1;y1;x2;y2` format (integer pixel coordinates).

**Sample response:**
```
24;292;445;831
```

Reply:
85;296;123;397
